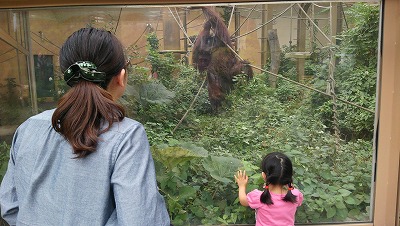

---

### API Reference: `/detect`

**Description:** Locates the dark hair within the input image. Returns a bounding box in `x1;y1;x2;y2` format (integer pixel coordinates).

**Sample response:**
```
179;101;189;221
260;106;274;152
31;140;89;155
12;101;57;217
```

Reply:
260;152;297;205
52;27;126;158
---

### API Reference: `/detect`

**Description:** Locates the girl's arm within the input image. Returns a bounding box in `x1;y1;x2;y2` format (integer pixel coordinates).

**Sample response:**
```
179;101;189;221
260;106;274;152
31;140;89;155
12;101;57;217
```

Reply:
235;170;249;206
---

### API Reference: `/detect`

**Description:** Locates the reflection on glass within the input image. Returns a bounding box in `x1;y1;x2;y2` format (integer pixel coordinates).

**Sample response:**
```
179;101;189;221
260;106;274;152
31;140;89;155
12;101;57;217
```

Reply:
0;1;380;225
34;55;55;98
0;11;8;33
0;23;31;142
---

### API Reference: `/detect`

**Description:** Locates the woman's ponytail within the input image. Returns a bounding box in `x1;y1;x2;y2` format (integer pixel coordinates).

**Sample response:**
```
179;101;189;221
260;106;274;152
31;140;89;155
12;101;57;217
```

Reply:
52;81;125;158
53;27;127;158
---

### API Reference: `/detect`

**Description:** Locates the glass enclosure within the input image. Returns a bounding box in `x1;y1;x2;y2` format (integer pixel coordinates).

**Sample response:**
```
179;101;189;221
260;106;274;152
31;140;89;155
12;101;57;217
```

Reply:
0;1;381;225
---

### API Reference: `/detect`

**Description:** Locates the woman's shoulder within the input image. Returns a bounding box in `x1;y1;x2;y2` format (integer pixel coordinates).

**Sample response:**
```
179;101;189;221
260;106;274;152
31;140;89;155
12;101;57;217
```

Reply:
29;109;56;121
109;117;145;134
17;109;56;130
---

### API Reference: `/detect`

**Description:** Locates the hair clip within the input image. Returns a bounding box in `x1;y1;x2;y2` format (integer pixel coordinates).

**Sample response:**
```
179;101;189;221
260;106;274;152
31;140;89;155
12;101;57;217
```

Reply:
64;61;106;87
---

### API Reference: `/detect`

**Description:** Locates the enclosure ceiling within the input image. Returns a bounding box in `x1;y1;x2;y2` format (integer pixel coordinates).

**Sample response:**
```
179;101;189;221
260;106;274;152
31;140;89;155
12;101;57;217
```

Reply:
0;0;380;9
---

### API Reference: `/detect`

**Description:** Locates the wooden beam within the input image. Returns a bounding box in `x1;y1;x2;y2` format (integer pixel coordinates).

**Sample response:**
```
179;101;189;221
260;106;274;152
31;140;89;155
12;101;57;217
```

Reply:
285;51;311;59
373;0;400;224
0;27;29;55
0;0;272;9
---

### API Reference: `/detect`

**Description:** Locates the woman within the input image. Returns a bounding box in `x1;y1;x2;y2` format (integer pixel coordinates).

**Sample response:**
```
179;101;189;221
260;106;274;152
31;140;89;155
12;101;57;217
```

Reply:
0;27;170;226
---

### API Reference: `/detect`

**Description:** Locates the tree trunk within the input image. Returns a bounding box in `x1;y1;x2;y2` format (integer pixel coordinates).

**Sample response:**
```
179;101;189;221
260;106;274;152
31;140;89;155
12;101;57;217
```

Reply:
267;29;281;88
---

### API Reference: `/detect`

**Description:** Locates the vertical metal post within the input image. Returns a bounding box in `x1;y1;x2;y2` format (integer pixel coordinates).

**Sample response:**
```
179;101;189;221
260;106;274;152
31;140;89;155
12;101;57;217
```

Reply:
261;4;268;69
163;8;181;60
25;11;38;114
328;2;340;156
297;4;307;82
261;4;276;87
234;8;240;53
183;8;188;64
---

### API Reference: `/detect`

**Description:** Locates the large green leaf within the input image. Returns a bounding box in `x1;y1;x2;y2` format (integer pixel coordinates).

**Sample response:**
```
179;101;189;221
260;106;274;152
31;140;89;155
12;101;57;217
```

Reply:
139;81;175;104
202;156;243;184
151;142;208;170
325;206;336;219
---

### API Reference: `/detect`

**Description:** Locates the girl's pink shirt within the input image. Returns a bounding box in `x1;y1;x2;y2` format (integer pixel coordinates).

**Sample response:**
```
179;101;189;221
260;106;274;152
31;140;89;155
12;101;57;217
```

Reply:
247;188;303;226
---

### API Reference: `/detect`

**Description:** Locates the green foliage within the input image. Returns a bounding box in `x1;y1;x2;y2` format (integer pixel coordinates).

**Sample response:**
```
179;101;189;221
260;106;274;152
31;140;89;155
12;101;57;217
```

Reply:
311;3;379;141
130;3;379;224
0;142;10;181
219;6;233;26
0;78;32;126
130;52;374;223
146;32;178;89
339;3;379;68
151;140;252;225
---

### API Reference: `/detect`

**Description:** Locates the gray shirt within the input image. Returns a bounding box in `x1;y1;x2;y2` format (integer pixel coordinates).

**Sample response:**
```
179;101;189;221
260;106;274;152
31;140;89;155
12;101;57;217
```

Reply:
0;109;170;226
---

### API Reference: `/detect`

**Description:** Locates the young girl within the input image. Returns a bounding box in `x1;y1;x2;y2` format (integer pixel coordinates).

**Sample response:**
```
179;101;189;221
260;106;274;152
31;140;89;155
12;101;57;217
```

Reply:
235;152;303;226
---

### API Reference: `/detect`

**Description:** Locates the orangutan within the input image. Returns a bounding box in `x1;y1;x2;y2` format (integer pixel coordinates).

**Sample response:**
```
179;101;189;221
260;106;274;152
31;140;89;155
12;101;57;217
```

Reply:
192;7;253;112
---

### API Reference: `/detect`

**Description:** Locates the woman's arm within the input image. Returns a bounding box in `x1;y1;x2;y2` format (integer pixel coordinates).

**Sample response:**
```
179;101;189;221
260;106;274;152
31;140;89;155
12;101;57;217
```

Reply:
111;123;170;226
0;131;20;226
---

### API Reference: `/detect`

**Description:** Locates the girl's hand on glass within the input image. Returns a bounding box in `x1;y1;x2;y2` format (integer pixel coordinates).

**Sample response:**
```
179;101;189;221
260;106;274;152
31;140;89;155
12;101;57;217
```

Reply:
234;170;248;187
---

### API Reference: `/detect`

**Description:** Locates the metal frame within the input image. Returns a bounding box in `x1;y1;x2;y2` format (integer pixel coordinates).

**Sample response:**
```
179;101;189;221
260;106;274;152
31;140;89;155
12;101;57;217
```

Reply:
0;0;398;225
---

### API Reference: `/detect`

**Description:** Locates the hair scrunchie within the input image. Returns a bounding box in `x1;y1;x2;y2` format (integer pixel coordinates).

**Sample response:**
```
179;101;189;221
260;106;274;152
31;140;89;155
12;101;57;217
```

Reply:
64;61;106;87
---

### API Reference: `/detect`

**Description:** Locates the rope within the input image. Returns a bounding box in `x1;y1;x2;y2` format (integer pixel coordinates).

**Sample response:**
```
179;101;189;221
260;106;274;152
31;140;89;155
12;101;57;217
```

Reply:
289;6;293;47
114;7;123;34
231;5;257;38
227;6;235;29
249;64;374;114
174;7;185;33
30;31;60;49
0;55;17;64
31;37;59;56
232;4;294;40
312;3;331;9
167;4;374;116
296;3;331;43
168;7;194;46
187;12;203;25
0;48;16;57
341;3;349;29
129;25;150;48
172;76;207;134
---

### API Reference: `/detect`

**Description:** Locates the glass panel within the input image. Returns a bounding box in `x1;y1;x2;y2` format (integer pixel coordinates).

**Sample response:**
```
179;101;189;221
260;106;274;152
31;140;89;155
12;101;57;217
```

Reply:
34;54;56;104
8;12;17;40
0;40;31;143
0;11;9;32
0;1;381;224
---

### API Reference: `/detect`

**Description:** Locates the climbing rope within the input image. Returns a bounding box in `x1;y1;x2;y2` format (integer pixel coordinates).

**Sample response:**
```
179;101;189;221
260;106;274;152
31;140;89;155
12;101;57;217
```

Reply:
168;7;194;46
227;6;235;29
113;7;123;34
232;4;294;40
231;5;257;38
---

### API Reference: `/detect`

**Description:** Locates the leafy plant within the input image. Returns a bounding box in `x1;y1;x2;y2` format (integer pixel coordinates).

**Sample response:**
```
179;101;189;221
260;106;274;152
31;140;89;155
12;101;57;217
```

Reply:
0;142;10;181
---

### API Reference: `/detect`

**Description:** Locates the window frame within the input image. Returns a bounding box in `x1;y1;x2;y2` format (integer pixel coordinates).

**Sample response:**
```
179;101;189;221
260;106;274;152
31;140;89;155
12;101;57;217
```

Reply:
0;0;398;225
